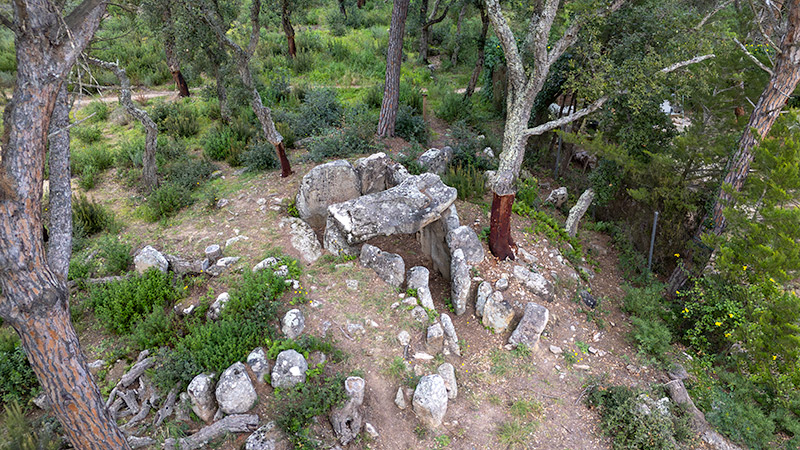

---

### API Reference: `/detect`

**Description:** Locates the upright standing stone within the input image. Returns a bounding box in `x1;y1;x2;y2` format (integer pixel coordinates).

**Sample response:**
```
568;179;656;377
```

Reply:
296;160;361;228
413;374;448;428
508;302;550;348
451;249;471;315
565;188;595;237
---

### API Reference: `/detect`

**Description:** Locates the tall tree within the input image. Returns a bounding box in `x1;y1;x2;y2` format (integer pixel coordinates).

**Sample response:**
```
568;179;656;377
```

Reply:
46;85;73;278
281;0;297;58
418;0;450;64
450;0;468;66
187;0;293;177
668;0;800;291
89;58;160;193
464;0;487;99
377;0;411;137
0;1;132;448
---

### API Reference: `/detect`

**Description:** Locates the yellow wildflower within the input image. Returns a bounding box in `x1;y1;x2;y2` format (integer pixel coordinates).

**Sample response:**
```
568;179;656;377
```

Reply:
773;355;778;360
715;321;722;326
674;253;680;257
728;313;733;318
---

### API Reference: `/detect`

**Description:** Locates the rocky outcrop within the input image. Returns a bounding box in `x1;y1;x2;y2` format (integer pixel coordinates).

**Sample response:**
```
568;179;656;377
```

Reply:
296;160;361;228
513;265;553;302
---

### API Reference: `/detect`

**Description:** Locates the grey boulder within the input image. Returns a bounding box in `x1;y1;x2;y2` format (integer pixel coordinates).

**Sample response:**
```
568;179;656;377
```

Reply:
482;292;515;333
216;362;257;415
360;244;405;288
271;350;308;389
247;347;270;383
437;363;457;400
355;152;390;195
417;147;453;175
187;373;217;423
446;226;484;265
545;187;568;207
475;281;493;318
513;265;553;302
508;302;550;348
296;160;361;228
134;245;168;274
281;309;305;339
450;249;471;315
330;377;365;445
279;218;322;264
413;374;448;428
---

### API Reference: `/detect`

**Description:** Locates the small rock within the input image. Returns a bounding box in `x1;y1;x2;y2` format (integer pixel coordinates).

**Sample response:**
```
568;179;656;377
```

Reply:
411;306;428;323
273;265;289;278
345;279;359;290
204;244;222;265
395;387;407;410
281;309;305;339
225;235;249;248
549;345;563;354
134;245;168;275
475;281;493;318
414;352;435;360
545;187;568;207
347;322;366;335
437;363;457;400
247;347;270;383
216;256;240;267
216;198;229;208
427;323;444;349
513;265;553;302
253;257;279;272
574;364;590;371
579;290;597;309
413;375;448;428
365;422;379;439
187;373;217;423
398;330;411;347
271;350;308;389
495;278;509;291
206;292;230;321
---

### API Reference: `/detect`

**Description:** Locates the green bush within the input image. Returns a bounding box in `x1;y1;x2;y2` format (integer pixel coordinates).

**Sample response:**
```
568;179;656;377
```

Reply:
156;135;187;162
144;183;194;222
151;101;199;138
275;373;348;449
114;136;144;168
87;268;178;335
1;401;62;450
164;158;216;191
307;107;377;162
72;194;117;240
705;386;776;450
587;383;691;450
294;88;343;138
395;106;428;144
437;92;471;123
84;101;109;123
96;235;132;275
71;143;114;178
441;164;485;201
0;330;39;408
132;306;176;350
241;141;280;172
202;126;235;161
72;124;103;144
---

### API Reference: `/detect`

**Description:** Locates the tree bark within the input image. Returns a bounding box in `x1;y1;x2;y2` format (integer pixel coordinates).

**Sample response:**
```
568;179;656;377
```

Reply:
282;0;297;58
668;0;800;291
464;4;488;99
450;1;467;66
489;192;516;260
378;0;411;137
47;84;72;280
88;58;159;193
0;1;131;449
163;6;191;97
419;0;450;64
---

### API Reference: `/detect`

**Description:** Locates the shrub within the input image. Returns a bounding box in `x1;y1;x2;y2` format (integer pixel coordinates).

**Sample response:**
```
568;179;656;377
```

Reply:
705;386;776;450
291;50;314;74
0;330;39;407
72;194;117;239
275;373;348;449
395;106;428;143
164;158;216;191
87;268;178;335
151;101;199;138
144;183;193;221
156;135;187;162
96;235;132;275
437;92;471;122
294;88;343;138
72;124;103;144
441;164;485;201
71;143;114;177
202;126;235;161
587;383;691;450
132;306;176;350
1;401;62;449
241;141;279;172
84;101;109;123
307;107;377;162
115;136;144;168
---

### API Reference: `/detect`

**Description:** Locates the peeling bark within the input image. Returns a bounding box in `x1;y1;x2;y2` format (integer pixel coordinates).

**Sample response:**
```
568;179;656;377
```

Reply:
164;6;190;97
282;0;297;58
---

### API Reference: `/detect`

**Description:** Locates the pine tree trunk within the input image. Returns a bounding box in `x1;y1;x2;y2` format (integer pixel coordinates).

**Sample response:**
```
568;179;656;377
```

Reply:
46;84;72;279
378;0;411;137
465;5;488;99
0;3;130;447
668;0;800;291
450;2;467;66
282;0;297;59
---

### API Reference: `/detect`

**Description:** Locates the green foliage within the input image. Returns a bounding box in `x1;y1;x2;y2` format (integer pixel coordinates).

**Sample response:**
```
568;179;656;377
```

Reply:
587;383;691;450
132;306;176;350
266;335;344;362
71;143;115;190
436;92;472;123
307;107;378;161
441;164;485;201
72;194;118;243
0;401;62;450
274;373;348;449
202;126;236;161
241;141;280;172
496;419;538;449
705;385;776;450
293;88;343;138
72;124;103;144
394;105;428;144
84;101;109;123
164;158;216;191
525;210;583;264
151;100;199;138
87;268;178;335
621;282;673;363
0;330;39;408
144;183;194;221
511;178;540;216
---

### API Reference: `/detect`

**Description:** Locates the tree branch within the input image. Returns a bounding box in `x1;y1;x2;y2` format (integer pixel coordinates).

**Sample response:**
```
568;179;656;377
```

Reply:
694;0;733;30
246;0;261;57
58;0;108;67
484;0;526;91
660;53;717;73
423;0;451;26
732;36;774;75
522;96;609;137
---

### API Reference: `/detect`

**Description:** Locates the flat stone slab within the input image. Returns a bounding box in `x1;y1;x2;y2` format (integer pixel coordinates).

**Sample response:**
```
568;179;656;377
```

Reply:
324;174;457;253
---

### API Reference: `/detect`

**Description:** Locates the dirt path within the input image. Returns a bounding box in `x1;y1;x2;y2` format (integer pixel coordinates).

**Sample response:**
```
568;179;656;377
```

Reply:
73;89;180;109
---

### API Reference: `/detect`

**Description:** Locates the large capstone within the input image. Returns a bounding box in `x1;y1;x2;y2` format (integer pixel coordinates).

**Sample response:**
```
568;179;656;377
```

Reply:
296;160;361;228
508;302;550;348
134;245;168;274
413;374;448;428
324;173;457;254
360;244;405;288
215;362;257;414
271;350;308;389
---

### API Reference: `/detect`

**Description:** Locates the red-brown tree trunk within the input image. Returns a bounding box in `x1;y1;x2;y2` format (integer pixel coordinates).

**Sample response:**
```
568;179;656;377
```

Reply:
0;1;131;448
489;193;516;260
378;0;411;137
164;7;190;97
282;0;297;59
668;0;800;292
465;5;489;99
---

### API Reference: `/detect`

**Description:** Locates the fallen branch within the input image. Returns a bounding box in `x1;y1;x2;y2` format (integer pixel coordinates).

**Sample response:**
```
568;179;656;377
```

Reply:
120;356;155;387
152;386;179;427
121;398;151;430
163;414;259;450
127;435;157;449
